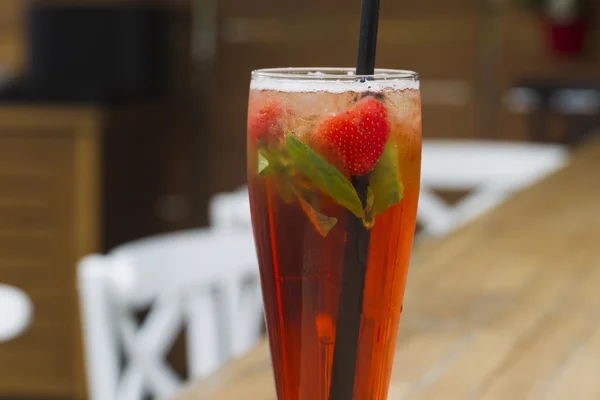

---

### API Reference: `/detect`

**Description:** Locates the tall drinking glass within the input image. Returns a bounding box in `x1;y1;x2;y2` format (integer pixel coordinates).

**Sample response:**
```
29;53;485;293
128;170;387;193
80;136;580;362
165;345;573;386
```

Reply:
247;68;421;400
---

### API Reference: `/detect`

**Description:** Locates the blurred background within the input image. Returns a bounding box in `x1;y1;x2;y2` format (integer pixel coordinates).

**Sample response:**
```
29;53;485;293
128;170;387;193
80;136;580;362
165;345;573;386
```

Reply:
0;0;599;399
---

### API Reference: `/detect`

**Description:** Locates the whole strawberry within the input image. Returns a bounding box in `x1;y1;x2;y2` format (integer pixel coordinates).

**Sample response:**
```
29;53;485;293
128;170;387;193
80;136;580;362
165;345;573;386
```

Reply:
314;96;390;176
248;100;283;144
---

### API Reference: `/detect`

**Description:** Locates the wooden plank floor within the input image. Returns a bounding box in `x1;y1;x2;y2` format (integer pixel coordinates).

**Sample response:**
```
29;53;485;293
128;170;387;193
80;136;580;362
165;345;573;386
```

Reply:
173;137;600;400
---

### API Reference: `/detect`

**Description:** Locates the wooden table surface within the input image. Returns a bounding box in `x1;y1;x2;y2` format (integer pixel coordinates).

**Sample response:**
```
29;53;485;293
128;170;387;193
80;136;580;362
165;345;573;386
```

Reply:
174;138;600;400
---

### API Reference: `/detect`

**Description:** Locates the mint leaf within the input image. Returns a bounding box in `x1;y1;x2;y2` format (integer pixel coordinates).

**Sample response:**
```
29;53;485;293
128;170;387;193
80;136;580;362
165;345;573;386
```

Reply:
257;147;295;202
370;143;404;216
296;193;338;236
258;150;271;176
285;135;365;219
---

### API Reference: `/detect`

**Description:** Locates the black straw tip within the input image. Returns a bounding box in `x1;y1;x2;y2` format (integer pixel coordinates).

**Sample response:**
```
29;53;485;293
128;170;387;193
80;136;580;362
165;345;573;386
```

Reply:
356;0;381;75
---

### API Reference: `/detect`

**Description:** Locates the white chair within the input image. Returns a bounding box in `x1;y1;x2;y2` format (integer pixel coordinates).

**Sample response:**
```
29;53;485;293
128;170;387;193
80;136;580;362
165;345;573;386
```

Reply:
0;284;33;342
77;228;263;400
419;140;569;237
208;185;252;230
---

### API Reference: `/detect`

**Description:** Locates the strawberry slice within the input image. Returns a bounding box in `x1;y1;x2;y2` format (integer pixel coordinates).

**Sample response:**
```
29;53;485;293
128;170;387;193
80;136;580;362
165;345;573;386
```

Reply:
248;100;284;143
314;96;390;176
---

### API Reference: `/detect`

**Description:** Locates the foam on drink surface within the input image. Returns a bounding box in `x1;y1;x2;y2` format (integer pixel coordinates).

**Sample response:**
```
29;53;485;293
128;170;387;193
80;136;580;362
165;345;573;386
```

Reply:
248;73;422;159
250;74;419;93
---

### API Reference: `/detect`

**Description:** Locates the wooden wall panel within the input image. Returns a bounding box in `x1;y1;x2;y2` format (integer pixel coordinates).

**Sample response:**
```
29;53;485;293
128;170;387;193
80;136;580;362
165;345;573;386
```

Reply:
0;107;103;400
0;130;80;397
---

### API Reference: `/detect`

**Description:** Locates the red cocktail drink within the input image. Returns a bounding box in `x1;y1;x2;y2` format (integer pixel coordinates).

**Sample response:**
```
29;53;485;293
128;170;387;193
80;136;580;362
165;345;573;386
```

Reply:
247;68;421;400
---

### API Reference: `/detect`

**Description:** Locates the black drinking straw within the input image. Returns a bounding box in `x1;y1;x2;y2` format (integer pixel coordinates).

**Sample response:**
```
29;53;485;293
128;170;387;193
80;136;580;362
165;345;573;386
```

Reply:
328;0;381;399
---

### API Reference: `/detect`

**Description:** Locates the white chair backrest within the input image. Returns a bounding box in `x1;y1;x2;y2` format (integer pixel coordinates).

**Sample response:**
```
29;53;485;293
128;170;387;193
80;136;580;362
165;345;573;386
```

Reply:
77;229;263;400
0;284;33;342
419;140;568;237
209;186;251;230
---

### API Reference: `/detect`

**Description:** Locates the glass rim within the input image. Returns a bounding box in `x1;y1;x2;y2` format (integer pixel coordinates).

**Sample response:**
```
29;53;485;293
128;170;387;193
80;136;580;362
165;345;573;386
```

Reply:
251;67;419;81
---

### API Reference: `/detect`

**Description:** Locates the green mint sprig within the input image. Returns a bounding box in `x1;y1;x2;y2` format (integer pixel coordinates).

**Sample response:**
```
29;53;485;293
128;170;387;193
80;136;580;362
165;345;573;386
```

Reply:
257;143;339;236
369;142;404;217
256;134;405;234
285;135;365;220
